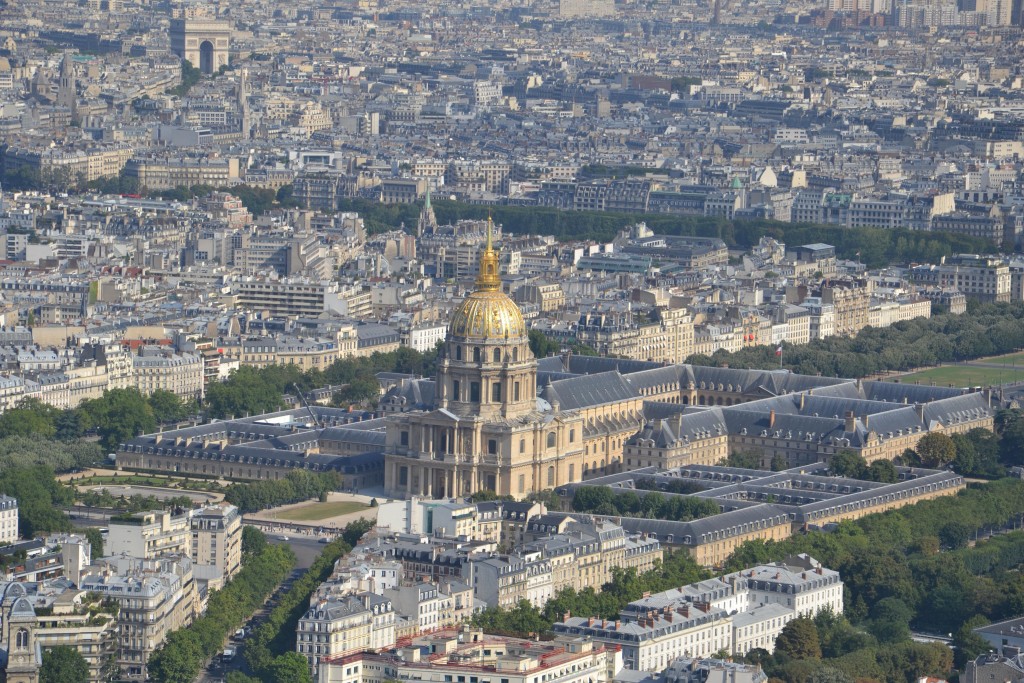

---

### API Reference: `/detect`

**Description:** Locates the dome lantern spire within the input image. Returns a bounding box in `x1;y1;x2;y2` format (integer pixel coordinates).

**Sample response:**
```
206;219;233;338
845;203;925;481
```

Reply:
475;213;501;292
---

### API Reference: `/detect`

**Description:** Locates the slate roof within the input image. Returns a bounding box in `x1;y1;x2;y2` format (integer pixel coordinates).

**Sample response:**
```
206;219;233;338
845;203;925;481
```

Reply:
541;371;639;411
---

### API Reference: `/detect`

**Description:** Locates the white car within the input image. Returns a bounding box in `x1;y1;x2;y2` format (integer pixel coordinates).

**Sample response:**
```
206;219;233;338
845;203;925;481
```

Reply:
277;534;289;541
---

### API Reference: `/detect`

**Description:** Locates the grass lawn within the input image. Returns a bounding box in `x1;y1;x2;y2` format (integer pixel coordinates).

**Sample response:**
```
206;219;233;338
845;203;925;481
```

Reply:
974;350;1024;366
276;501;369;521
892;365;1024;388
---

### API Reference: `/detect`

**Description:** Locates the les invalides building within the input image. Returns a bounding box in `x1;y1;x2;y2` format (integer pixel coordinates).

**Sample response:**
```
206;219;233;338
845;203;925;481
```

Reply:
383;227;594;499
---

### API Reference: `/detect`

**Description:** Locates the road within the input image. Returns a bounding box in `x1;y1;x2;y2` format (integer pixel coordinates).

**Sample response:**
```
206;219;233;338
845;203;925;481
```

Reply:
195;534;325;683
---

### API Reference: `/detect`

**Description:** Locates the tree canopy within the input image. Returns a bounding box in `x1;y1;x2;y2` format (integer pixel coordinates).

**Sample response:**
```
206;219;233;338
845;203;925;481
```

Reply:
40;645;89;683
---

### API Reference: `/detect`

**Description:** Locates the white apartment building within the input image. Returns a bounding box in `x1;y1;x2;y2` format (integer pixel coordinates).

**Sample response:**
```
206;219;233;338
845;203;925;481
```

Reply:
554;556;842;666
554;604;733;672
721;555;844;617
0;495;17;544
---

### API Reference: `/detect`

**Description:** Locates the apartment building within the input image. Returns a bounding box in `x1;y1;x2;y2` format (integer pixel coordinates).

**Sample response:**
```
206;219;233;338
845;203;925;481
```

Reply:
466;550;553;609
234;279;347;318
0;495;17;544
318;629;620;683
79;555;199;681
122;156;240;190
189;504;243;588
131;346;204;400
297;592;395;676
3;143;133;183
910;254;1011;303
554;604;733;672
554;556;841;665
107;505;242;589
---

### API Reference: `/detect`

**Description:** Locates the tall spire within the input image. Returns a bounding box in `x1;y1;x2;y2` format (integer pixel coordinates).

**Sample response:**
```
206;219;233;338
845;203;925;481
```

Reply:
475;214;500;291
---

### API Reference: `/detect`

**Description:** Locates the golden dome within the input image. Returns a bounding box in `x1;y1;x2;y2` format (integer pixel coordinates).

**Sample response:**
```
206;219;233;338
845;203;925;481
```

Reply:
448;289;527;341
447;217;527;341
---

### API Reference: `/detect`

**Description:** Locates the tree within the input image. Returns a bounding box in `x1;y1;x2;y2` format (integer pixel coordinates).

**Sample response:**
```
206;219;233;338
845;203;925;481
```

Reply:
830;450;867;478
78;388;157;451
939;520;972;549
148;389;187;424
0;398;59;439
867;459;899;483
868;597;913;643
776;617;822;660
528;329;561;358
915;433;956;469
83;527;104;560
953;616;994;668
808;666;854;683
0;466;72;537
40;645;89;683
266;652;313;683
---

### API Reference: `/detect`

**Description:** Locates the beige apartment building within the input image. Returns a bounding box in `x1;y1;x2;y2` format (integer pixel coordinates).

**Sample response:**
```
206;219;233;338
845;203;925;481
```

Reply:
79;555;199;681
123;156;241;190
107;505;242;589
131;346;204;401
911;254;1011;304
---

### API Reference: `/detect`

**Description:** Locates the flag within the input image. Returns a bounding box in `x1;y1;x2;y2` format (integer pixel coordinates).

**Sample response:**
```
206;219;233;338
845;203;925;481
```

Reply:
775;346;783;356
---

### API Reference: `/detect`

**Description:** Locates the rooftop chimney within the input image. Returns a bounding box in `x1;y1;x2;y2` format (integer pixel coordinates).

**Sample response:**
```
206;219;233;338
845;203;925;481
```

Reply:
769;410;776;429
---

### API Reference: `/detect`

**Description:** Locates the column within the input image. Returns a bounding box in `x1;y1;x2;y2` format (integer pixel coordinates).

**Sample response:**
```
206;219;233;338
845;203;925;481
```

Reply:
424;467;432;498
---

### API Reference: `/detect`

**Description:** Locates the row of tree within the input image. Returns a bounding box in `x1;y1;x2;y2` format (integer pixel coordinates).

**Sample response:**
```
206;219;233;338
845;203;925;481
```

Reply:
570;485;721;522
725;478;1024;638
0;465;73;537
223;470;343;514
758;611;954;683
478;479;1024;681
0;389;194;452
79;489;195;513
688;302;1024;380
240;519;373;683
472;549;711;635
205;346;440;420
330;197;996;269
148;528;296;683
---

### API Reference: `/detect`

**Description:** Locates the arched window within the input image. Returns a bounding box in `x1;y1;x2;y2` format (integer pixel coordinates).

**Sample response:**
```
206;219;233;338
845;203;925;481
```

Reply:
493;348;501;363
547;432;556;448
15;629;28;650
547;466;555;486
520;438;526;453
473;347;481;363
456;346;463;361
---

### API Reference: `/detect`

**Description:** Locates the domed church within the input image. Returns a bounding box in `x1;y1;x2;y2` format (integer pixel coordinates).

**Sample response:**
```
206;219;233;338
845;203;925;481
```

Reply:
383;224;594;499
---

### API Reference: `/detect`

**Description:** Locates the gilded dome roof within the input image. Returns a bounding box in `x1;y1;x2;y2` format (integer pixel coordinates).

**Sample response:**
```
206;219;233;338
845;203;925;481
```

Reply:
446;216;527;341
448;289;527;341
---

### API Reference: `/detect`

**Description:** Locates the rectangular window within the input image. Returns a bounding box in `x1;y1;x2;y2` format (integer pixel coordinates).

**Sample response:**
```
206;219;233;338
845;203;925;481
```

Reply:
453;380;460;401
470;382;480;402
513;381;520;401
518;474;525;493
399;467;408;486
400;431;409;446
488;439;497;455
492;382;502;402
